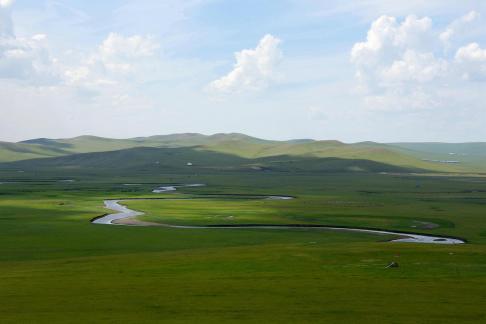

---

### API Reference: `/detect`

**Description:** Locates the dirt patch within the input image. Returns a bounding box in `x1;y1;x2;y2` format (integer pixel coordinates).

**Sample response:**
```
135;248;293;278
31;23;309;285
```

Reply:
112;217;162;226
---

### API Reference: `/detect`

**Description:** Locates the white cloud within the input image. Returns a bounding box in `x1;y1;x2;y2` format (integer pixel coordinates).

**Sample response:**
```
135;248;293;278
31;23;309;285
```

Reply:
440;11;479;47
99;33;159;60
350;16;398;66
455;42;486;80
456;42;486;62
1;0;161;91
394;15;433;50
0;3;160;109
381;50;447;83
350;13;486;111
0;2;207;117
0;0;61;84
75;33;161;76
351;15;434;67
208;34;282;93
64;33;160;93
0;17;59;84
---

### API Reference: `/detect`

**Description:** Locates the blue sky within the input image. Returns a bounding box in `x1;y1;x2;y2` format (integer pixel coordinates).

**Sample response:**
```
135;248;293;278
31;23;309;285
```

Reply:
1;0;486;142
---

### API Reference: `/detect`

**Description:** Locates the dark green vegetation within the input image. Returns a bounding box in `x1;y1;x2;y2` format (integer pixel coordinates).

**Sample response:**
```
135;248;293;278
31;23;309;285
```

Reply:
1;134;486;323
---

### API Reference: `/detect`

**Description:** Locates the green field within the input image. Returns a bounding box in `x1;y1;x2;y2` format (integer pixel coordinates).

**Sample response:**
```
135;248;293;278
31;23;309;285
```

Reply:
1;169;486;323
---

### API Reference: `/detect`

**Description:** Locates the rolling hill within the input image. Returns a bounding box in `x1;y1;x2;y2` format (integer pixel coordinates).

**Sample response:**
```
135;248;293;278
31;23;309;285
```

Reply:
0;133;484;173
0;141;66;162
0;146;416;175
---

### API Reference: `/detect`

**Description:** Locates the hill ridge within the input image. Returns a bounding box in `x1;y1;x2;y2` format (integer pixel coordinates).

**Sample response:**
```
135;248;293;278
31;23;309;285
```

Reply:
0;133;484;172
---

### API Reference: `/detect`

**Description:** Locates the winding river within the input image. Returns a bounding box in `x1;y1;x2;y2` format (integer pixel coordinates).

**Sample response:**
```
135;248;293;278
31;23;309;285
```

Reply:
92;185;465;245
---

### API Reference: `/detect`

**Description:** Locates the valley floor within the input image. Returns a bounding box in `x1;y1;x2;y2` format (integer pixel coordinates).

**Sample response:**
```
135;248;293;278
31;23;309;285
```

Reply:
1;172;486;323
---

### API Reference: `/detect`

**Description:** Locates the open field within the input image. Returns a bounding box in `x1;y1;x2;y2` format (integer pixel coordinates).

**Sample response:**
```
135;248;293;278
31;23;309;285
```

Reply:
1;171;486;323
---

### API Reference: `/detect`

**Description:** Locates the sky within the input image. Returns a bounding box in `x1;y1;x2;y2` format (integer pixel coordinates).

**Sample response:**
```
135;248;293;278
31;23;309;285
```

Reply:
1;0;486;143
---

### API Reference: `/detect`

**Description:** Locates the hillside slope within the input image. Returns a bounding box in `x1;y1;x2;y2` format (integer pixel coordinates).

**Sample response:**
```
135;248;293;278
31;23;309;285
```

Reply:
386;142;486;173
0;134;483;173
0;146;416;175
0;142;66;162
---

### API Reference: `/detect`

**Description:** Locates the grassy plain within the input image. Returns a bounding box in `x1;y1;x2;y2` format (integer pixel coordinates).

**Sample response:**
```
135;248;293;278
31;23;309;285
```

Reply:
1;172;486;323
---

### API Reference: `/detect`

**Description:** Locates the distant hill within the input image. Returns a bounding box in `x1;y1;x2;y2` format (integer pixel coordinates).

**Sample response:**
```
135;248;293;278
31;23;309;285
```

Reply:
386;142;486;173
0;146;416;175
0;141;66;162
0;133;483;173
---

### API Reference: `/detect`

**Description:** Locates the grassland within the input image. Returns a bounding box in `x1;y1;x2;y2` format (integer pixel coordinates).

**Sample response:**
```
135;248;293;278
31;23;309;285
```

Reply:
3;133;486;172
1;170;486;323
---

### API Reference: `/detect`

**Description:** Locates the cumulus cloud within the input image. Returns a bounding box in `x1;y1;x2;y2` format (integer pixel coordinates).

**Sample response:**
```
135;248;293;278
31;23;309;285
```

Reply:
99;33;159;62
64;33;160;88
0;0;160;110
0;0;162;90
381;50;447;83
440;11;479;47
351;13;486;111
455;42;486;81
208;34;282;93
351;15;433;66
456;42;486;62
0;34;60;84
54;32;162;110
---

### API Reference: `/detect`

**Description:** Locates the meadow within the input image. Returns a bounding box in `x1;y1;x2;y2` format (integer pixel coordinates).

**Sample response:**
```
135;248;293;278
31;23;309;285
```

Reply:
1;171;486;323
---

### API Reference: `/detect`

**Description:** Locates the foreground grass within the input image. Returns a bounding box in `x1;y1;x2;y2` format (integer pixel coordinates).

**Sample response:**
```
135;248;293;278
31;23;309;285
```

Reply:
0;173;486;323
3;243;486;323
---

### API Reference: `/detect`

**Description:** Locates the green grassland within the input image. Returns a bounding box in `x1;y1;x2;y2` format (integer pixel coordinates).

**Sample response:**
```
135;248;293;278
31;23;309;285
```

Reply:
2;133;486;172
0;141;67;162
1;169;486;323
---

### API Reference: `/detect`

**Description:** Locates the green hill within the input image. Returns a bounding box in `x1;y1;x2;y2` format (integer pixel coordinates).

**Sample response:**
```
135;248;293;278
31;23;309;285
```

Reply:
0;146;415;175
386;142;486;173
0;133;483;173
22;135;145;154
0;142;66;162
